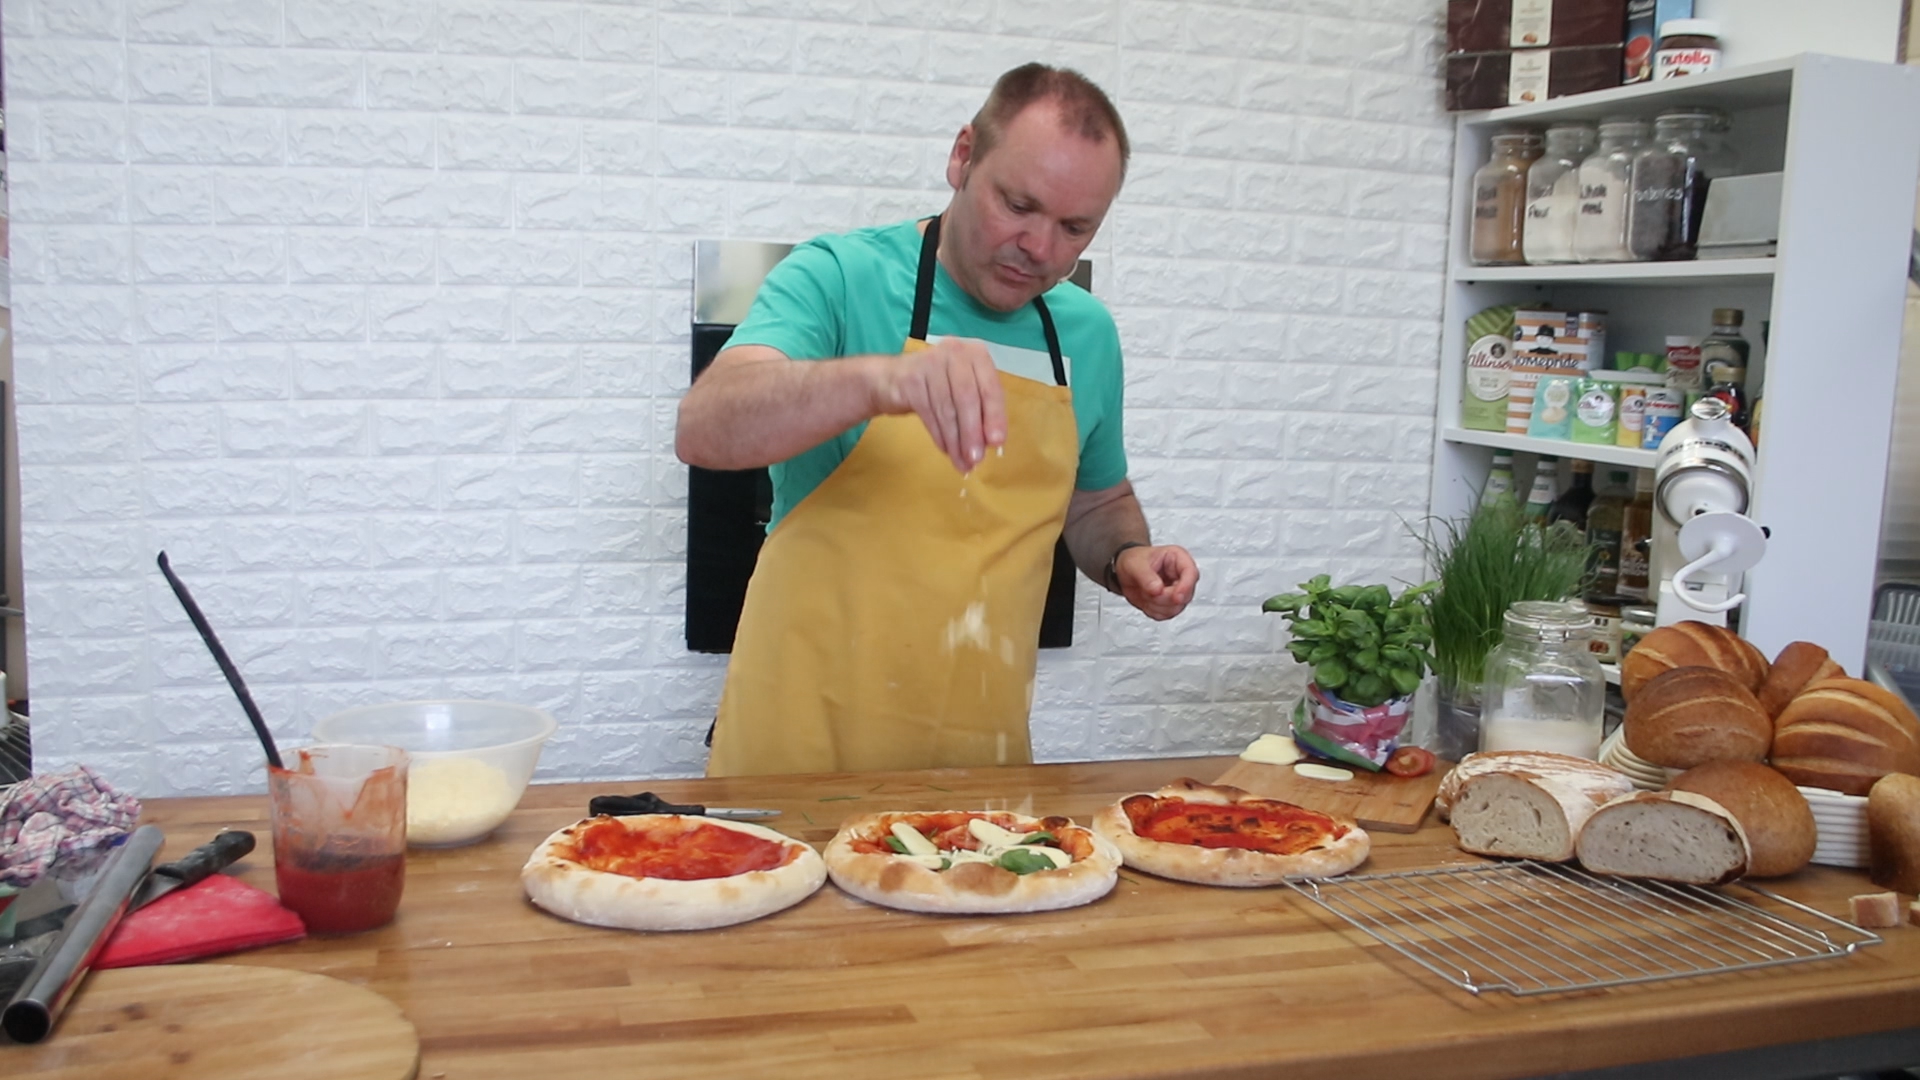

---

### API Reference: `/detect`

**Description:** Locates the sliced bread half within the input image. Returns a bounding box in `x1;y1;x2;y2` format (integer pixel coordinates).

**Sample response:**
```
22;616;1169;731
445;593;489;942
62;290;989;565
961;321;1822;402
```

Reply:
1574;791;1750;885
1450;769;1629;862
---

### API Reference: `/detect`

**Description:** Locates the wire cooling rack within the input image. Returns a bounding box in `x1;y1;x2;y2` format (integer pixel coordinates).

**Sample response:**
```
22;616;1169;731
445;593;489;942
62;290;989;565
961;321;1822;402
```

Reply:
1286;861;1882;997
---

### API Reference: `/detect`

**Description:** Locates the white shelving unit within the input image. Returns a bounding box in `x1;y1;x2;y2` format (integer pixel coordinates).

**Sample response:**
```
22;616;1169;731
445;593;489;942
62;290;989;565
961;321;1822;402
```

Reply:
1430;54;1920;672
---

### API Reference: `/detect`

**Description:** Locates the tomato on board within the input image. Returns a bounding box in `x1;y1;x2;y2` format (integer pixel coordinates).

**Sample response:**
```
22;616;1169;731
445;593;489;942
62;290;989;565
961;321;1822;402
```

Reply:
1385;746;1436;778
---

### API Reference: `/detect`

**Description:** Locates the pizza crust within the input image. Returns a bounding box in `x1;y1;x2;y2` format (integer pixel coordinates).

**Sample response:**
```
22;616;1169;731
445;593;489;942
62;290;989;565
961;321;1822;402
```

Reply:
522;815;826;931
823;811;1121;915
1092;778;1371;886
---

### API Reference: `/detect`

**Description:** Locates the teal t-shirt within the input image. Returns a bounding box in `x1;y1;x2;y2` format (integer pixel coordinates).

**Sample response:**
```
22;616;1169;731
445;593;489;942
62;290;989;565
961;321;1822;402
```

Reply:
726;218;1129;530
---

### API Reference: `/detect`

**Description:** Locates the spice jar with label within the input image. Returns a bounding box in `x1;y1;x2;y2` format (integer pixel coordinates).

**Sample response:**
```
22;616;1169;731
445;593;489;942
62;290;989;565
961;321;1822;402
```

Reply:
1655;19;1722;80
1471;131;1544;266
1628;109;1718;261
1523;123;1597;265
1572;118;1649;263
1478;601;1607;759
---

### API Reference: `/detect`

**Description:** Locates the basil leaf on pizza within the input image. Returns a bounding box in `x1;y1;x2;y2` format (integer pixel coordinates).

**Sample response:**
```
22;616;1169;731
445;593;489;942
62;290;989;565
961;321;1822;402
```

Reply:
1092;778;1371;886
823;810;1122;914
522;814;826;931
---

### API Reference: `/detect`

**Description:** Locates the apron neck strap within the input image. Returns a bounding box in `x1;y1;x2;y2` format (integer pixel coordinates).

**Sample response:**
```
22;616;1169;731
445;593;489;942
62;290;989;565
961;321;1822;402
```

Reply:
912;215;1067;388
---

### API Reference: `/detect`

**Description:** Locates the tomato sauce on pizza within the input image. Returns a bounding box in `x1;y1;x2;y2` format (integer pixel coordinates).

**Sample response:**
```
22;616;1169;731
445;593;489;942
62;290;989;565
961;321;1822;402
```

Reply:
559;816;801;881
1119;794;1349;856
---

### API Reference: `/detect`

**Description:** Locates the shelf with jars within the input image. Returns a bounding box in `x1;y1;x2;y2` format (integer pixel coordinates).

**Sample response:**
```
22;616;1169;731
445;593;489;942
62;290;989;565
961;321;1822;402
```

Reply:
1429;53;1920;671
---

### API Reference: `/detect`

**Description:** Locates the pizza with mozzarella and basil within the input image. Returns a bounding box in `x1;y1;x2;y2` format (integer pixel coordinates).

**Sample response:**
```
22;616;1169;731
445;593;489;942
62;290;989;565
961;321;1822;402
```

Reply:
823;810;1121;914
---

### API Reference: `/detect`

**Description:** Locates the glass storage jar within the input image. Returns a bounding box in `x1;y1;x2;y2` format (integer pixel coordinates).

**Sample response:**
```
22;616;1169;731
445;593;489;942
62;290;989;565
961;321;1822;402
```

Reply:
1522;122;1596;265
1470;131;1543;266
1627;109;1718;261
1572;118;1649;263
1477;601;1606;759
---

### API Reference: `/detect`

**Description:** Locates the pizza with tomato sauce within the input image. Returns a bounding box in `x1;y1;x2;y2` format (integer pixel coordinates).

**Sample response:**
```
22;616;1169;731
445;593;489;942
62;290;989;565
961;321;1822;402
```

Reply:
823;810;1121;915
1092;779;1370;886
522;815;826;931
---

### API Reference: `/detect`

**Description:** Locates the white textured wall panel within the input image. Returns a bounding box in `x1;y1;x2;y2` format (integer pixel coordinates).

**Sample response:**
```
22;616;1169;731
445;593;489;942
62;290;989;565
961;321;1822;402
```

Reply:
6;0;1450;795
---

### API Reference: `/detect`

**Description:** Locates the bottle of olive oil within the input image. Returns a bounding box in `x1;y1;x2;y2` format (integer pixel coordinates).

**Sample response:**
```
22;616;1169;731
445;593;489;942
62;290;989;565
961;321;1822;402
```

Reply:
1583;469;1632;599
1482;451;1518;508
1548;458;1597;530
1617;469;1656;600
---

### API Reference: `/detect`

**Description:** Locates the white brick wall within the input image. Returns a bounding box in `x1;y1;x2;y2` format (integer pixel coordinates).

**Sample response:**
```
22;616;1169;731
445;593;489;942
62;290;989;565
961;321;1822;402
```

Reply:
5;0;1450;796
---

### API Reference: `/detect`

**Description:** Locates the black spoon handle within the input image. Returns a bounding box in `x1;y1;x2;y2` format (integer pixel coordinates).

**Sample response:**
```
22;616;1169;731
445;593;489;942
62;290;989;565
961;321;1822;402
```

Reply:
156;551;283;770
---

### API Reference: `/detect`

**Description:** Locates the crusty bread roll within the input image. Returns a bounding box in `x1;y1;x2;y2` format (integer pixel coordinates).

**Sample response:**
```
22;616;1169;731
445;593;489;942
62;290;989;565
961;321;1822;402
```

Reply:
1575;791;1750;884
1667;761;1815;877
1867;772;1920;894
1771;677;1920;796
1757;641;1846;719
1434;750;1634;823
1623;666;1772;769
1621;620;1767;701
1449;768;1636;861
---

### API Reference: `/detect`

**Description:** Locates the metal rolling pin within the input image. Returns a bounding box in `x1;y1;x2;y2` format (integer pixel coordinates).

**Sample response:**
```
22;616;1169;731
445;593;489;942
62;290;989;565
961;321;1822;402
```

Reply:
2;824;164;1044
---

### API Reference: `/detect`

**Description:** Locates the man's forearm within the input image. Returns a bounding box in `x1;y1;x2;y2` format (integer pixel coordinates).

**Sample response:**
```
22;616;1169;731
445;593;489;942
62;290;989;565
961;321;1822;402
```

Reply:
676;348;886;470
1063;481;1150;590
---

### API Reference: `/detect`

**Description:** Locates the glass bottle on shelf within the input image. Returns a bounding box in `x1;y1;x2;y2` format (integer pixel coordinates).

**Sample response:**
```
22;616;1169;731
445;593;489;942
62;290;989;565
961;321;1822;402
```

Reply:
1627;109;1720;261
1478;601;1606;759
1548;458;1596;530
1522;456;1559;525
1584;469;1632;600
1471;131;1544;266
1572;118;1649;263
1482;450;1518;508
1701;307;1751;430
1522;123;1596;266
1617;469;1656;600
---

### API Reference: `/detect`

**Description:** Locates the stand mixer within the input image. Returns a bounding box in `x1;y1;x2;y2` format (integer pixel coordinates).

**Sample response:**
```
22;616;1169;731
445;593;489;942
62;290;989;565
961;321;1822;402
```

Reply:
1649;397;1767;628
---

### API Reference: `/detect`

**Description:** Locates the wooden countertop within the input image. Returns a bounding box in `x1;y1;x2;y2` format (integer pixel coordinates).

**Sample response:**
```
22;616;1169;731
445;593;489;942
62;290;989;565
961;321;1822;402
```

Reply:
95;759;1920;1079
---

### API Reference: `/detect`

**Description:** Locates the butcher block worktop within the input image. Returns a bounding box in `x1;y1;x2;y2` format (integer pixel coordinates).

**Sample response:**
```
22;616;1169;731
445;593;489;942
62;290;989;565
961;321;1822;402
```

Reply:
36;758;1920;1079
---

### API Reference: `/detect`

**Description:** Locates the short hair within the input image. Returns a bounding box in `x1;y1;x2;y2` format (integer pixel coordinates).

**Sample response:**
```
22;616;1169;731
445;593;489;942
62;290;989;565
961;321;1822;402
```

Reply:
970;63;1130;176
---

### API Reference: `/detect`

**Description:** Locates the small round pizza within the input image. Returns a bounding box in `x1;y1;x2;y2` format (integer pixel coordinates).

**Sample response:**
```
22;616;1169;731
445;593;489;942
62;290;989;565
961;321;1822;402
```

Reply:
522;814;826;931
823;810;1121;915
1093;778;1371;886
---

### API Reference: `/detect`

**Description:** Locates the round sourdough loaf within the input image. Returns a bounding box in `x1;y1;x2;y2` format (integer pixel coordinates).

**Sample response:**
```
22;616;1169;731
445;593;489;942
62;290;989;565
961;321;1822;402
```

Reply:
1621;621;1768;701
1771;677;1920;795
1756;641;1846;719
1867;772;1920;893
1667;761;1815;877
1624;666;1772;768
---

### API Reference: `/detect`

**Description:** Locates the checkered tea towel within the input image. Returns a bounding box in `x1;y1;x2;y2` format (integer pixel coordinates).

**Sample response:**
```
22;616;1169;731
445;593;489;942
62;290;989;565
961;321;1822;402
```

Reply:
1;766;142;887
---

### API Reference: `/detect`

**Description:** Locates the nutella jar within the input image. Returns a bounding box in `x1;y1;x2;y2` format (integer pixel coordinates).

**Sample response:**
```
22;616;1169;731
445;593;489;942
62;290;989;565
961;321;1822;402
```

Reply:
1655;19;1721;80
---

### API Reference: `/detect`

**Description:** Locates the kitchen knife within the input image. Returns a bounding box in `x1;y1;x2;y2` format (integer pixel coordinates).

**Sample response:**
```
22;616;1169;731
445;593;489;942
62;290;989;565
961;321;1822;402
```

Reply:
587;792;781;820
129;831;256;912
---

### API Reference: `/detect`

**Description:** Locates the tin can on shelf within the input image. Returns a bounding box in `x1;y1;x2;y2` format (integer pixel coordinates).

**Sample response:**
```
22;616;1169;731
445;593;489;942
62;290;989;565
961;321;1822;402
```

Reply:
1620;605;1657;656
1583;597;1625;664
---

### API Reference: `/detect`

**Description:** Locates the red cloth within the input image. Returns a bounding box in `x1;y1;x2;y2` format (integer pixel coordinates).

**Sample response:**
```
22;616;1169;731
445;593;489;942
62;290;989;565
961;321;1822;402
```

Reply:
96;873;306;968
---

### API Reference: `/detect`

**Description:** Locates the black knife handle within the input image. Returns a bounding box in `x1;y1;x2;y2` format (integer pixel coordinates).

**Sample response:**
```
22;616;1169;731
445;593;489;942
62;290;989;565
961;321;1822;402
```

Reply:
156;830;256;887
588;793;705;817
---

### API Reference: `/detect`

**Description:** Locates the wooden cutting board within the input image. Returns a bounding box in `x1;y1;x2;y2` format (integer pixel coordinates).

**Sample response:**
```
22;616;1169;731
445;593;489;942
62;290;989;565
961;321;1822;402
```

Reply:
1214;758;1449;833
2;964;418;1079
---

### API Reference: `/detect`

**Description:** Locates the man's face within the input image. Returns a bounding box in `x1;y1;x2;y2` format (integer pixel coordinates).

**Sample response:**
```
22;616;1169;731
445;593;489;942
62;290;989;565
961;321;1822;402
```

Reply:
940;101;1124;313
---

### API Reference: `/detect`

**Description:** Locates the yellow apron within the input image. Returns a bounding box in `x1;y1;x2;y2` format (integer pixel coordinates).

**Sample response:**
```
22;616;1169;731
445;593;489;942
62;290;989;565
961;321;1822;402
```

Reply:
706;215;1078;777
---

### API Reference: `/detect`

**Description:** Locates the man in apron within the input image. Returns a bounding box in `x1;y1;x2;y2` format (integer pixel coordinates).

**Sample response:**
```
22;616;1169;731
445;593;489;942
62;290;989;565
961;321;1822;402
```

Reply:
678;64;1199;777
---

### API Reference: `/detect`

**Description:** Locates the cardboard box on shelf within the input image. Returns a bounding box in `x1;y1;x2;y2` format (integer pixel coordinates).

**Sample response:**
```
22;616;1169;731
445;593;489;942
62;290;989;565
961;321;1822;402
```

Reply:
1446;45;1625;110
1623;0;1695;83
1448;0;1629;54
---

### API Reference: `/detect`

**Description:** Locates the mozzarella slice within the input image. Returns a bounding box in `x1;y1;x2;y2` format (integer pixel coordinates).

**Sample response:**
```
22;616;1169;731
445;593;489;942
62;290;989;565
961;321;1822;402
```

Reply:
1294;763;1355;782
1240;733;1304;766
890;821;939;856
967;818;1028;849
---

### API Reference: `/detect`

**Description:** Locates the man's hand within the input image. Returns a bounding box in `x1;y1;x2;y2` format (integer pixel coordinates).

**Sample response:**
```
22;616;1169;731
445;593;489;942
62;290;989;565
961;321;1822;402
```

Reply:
1112;544;1199;621
867;337;1006;474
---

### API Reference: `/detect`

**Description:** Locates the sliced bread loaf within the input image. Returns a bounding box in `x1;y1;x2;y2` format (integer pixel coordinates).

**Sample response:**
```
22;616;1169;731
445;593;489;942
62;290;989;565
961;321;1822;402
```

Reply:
1435;750;1635;823
1574;791;1750;885
1450;768;1637;862
1667;761;1815;878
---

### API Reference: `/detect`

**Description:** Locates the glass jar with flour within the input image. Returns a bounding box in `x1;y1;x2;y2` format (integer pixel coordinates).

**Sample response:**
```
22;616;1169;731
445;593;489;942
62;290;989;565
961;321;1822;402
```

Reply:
1478;601;1606;759
1522;123;1597;265
1572;118;1649;263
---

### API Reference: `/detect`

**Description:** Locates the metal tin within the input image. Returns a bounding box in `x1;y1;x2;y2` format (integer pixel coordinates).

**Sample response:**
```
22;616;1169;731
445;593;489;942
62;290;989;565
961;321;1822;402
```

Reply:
1620;604;1658;655
1583;597;1625;664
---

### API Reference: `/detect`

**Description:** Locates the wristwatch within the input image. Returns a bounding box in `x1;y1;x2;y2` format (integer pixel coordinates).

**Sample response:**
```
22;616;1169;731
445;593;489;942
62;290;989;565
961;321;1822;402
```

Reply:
1103;541;1150;594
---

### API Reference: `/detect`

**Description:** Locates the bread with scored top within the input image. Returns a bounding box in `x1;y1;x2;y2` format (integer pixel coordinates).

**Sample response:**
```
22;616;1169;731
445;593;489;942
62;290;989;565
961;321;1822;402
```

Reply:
1621;620;1768;702
1624;666;1772;769
1757;641;1846;719
1771;677;1920;795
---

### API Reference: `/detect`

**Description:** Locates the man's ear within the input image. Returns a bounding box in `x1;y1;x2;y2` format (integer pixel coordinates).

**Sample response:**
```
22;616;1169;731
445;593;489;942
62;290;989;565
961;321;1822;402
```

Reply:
946;124;975;191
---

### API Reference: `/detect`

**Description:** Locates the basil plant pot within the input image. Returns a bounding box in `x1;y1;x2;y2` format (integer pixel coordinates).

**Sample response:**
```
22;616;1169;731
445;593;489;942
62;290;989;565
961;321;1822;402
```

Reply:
1431;679;1483;763
1291;681;1416;772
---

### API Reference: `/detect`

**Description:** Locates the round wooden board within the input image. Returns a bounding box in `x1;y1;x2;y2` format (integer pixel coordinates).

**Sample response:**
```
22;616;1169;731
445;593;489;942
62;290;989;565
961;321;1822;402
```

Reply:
1;964;418;1079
